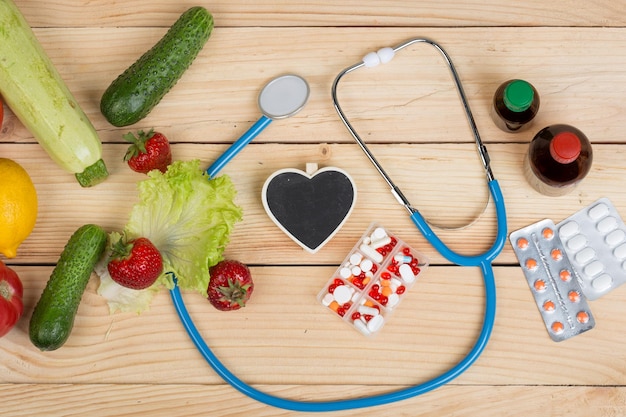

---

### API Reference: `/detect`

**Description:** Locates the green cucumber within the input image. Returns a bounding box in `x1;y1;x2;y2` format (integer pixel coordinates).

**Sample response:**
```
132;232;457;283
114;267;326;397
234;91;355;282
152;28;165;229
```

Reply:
100;7;214;127
0;0;108;187
29;224;107;351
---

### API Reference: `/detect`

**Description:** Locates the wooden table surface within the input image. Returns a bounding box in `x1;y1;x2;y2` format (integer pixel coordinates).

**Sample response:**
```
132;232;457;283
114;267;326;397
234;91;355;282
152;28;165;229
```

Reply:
2;1;626;416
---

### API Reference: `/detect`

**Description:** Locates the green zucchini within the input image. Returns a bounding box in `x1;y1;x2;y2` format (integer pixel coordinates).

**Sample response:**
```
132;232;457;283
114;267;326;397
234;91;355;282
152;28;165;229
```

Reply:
0;0;108;187
29;224;107;351
100;7;214;127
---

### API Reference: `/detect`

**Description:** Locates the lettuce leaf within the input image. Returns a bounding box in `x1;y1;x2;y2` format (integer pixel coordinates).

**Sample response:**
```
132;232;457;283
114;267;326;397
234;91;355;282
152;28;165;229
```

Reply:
96;160;242;313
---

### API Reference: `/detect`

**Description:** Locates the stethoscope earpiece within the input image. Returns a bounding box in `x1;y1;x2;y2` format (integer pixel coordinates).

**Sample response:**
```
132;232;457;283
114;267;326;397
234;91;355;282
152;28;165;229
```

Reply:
172;38;507;412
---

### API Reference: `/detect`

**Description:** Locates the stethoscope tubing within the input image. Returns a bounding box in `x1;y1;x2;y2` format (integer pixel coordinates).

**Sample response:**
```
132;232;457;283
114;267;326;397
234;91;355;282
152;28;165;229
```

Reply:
170;257;497;412
410;180;508;266
206;115;272;178
169;36;508;412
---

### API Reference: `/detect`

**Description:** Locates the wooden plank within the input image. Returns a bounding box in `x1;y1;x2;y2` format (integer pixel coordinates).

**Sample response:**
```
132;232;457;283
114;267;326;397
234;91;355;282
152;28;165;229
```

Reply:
1;383;625;416
3;266;626;387
1;27;625;147
0;142;625;265
1;2;626;416
11;0;626;28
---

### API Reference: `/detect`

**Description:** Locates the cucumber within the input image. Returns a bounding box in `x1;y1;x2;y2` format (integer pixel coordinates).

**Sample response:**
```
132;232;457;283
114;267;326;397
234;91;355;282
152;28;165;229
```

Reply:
29;224;107;351
0;0;108;187
100;7;214;127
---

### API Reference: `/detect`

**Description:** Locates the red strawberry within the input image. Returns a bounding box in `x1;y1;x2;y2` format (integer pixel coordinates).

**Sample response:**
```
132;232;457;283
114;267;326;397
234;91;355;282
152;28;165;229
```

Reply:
207;260;254;311
123;129;172;174
107;236;163;290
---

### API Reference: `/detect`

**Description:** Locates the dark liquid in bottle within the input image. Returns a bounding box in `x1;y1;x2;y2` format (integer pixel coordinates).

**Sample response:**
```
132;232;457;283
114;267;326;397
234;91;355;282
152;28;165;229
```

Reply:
524;124;592;196
491;79;540;133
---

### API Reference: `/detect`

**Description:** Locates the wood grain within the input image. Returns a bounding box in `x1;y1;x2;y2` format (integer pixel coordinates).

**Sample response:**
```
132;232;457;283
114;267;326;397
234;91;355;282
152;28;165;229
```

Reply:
2;1;626;416
10;0;626;28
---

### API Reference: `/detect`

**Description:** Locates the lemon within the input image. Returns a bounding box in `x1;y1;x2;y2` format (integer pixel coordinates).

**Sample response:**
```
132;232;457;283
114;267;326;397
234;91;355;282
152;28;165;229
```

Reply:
0;158;38;258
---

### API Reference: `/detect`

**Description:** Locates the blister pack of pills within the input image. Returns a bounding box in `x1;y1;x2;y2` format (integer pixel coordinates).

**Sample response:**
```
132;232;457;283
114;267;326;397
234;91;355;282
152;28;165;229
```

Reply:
556;198;626;300
318;223;429;336
510;219;595;342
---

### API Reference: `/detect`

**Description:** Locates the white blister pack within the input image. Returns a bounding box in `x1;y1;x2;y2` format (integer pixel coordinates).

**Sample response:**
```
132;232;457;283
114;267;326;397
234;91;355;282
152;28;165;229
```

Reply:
556;198;626;300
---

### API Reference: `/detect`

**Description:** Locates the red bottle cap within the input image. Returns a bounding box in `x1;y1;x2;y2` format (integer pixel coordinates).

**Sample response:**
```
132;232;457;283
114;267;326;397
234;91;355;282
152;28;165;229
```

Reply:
550;132;581;164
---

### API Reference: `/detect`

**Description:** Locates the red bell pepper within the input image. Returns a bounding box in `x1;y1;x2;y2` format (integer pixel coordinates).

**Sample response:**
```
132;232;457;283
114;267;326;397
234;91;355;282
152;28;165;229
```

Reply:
0;260;23;337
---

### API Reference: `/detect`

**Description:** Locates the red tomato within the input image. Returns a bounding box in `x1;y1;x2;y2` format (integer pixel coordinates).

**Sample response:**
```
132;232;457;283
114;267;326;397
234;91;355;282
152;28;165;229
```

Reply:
0;260;23;337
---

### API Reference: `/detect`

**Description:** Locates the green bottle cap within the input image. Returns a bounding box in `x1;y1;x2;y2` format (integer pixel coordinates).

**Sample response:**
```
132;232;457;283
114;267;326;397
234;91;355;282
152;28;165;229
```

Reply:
503;80;534;112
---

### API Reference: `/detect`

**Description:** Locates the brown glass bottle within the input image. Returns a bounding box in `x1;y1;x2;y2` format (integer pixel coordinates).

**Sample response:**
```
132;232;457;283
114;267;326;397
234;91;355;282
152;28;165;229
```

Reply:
491;79;540;133
524;124;593;196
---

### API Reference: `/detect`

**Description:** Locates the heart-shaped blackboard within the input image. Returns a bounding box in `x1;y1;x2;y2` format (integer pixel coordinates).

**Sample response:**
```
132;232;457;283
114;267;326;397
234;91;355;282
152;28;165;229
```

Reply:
262;165;357;253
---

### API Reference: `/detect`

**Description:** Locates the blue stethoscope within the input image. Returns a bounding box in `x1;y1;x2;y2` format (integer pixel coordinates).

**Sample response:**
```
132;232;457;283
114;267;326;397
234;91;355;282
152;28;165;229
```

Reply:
170;37;508;412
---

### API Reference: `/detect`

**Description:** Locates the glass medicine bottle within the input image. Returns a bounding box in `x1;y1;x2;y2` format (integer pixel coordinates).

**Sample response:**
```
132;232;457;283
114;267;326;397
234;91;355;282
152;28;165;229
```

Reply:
491;79;540;133
524;124;593;196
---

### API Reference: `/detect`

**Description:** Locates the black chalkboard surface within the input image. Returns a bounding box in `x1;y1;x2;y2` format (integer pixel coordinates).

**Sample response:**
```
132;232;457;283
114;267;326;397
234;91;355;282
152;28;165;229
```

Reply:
262;165;357;253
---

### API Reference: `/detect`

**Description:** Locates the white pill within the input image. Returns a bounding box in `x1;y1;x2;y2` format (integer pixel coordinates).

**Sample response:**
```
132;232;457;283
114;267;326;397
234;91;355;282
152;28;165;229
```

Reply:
606;229;626;246
584;261;604;277
350;252;363;266
399;263;416;283
339;267;352;279
391;278;403;290
587;203;609;220
592;274;613;291
367;314;385;332
370;235;392;249
353;319;371;335
386;293;400;308
372;227;388;240
567;234;587;251
358;305;380;316
351;266;362;276
589;203;609;220
360;259;373;272
559;221;579;238
615;244;626;260
333;285;352;304
575;247;596;264
351;291;361;302
322;293;334;306
394;254;412;263
623;260;626;271
359;243;384;263
598;216;618;233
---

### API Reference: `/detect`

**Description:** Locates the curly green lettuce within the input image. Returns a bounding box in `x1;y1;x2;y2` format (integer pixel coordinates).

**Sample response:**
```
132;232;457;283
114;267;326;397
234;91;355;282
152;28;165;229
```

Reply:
96;160;242;313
